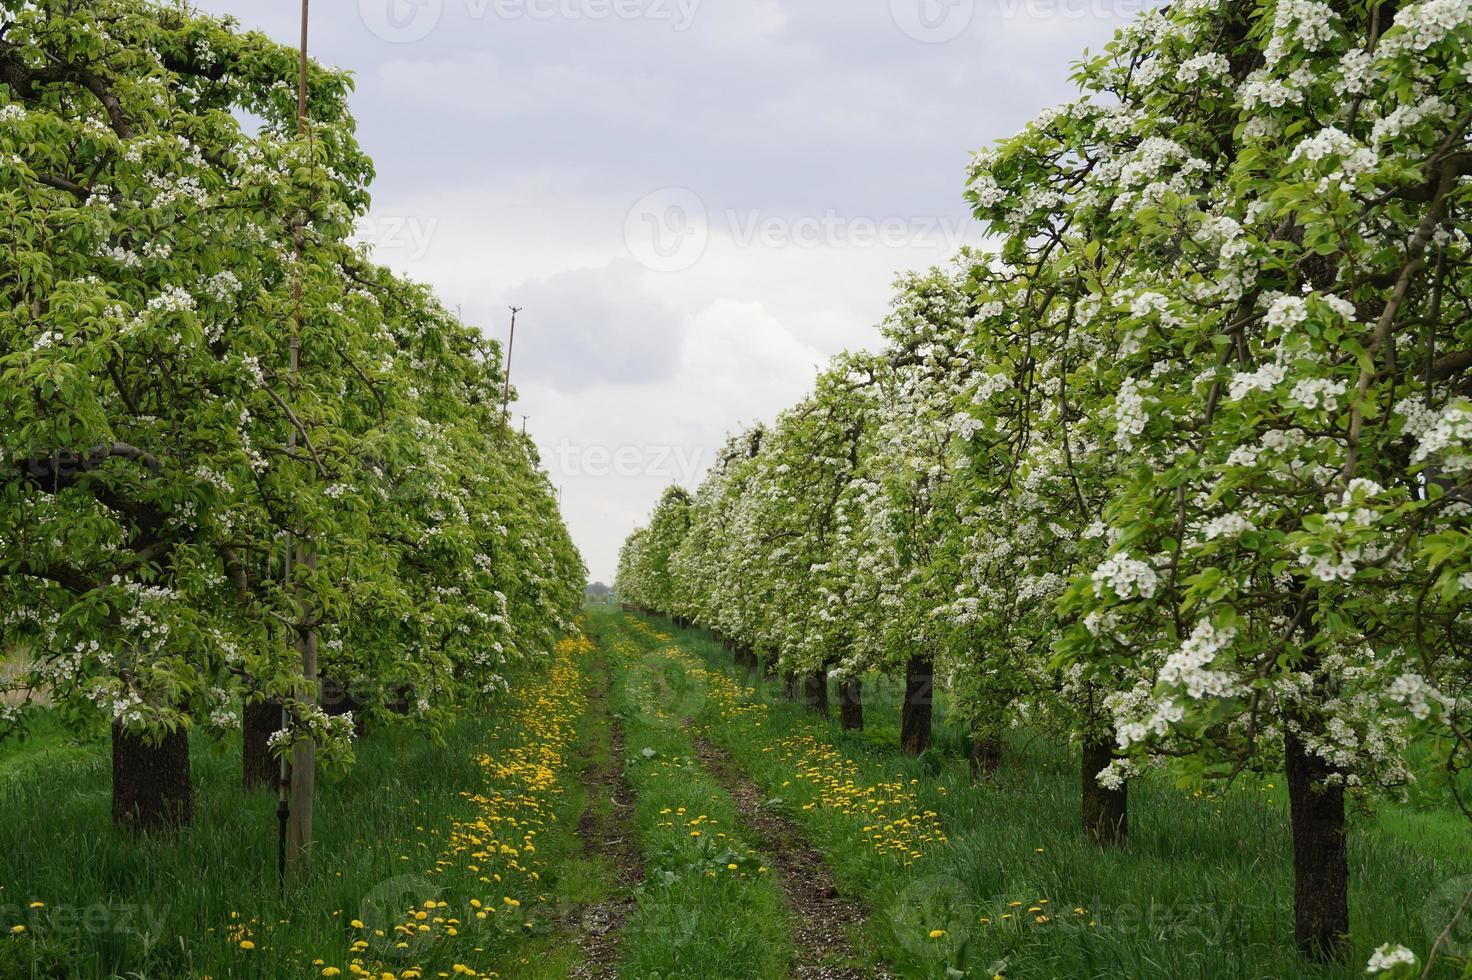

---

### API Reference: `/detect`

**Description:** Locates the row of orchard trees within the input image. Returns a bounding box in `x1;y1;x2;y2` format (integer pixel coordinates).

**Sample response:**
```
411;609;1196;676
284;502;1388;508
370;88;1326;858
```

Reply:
619;0;1472;964
0;0;584;854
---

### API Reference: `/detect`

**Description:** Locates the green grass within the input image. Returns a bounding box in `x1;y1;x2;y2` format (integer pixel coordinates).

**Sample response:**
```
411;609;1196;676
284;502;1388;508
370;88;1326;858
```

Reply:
599;612;792;979
7;609;1466;980
618;609;1472;980
0;712;107;783
0;643;606;980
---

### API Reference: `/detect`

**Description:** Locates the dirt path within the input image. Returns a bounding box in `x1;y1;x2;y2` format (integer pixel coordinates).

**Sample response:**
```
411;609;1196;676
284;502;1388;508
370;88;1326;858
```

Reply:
570;651;644;980
693;736;891;980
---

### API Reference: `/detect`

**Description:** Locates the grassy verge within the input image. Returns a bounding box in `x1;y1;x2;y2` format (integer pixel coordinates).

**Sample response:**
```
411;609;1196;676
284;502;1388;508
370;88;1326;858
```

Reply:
633;610;1472;980
0;634;606;980
595;610;791;979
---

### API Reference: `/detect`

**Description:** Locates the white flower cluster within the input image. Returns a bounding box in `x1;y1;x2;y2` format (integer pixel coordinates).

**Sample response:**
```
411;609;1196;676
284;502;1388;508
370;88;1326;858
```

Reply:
146;285;197;317
1160;620;1240;699
1201;513;1256;540
1378;0;1472;56
1289;127;1379;189
1228;363;1286;400
203;270;242;302
1290;377;1347;411
1264;0;1340;64
1365;943;1416;974
96;243;143;268
1239;67;1304;111
1409;400;1472;472
1113;378;1148;449
1176;52;1230;84
1108;680;1183;749
1091;553;1158;600
1384;672;1450;721
1264;294;1309;331
971;371;1011;405
1370;94;1450;146
1118;139;1186;188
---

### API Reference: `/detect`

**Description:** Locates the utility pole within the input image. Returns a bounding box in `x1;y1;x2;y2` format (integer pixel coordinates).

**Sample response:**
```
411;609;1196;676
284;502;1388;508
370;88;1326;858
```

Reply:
500;306;522;439
281;0;317;884
521;414;528;437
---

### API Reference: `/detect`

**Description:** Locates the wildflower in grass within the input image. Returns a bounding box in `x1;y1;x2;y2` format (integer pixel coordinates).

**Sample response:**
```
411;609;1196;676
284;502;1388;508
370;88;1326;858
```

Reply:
239;940;255;950
10;925;25;935
928;929;948;939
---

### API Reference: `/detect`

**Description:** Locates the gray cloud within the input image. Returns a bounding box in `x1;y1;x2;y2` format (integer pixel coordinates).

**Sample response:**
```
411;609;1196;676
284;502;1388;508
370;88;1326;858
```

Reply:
506;260;686;390
191;0;1150;580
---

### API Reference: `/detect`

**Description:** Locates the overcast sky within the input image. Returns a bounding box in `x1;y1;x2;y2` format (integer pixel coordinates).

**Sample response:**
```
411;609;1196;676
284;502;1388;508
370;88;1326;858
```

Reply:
194;0;1150;582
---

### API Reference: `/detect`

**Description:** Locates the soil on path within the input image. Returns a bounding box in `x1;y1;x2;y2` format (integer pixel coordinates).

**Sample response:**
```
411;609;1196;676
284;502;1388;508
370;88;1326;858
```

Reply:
693;735;891;980
570;652;644;980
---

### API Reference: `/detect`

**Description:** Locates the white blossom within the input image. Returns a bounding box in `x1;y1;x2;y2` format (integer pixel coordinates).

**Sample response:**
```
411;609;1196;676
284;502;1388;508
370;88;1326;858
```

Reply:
1091;553;1159;600
1365;943;1416;974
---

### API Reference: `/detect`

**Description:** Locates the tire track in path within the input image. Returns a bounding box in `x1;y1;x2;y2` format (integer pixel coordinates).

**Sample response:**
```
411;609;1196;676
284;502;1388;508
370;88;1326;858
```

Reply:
693;735;892;980
570;650;643;979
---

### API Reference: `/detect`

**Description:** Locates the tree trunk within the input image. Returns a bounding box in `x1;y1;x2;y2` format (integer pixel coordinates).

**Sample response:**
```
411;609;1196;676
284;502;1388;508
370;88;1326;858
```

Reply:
1285;727;1349;961
969;735;1002;779
782;672;801;700
801;670;829;716
1081;737;1127;845
242;699;281;791
112;722;192;831
900;656;933;755
838;677;864;730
